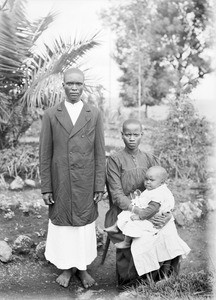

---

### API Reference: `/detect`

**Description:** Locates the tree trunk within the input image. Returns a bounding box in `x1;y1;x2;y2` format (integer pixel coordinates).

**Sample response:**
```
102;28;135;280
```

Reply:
144;104;148;118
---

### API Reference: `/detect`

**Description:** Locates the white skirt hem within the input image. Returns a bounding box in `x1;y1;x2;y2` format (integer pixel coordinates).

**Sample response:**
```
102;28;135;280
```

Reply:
45;220;97;270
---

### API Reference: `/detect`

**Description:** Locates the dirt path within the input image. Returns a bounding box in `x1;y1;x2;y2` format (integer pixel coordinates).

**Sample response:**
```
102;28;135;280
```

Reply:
0;189;211;300
0;191;118;300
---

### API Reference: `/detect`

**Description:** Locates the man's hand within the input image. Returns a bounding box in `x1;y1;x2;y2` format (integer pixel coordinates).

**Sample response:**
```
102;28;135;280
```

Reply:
93;192;103;204
150;212;172;229
42;193;54;205
130;214;140;221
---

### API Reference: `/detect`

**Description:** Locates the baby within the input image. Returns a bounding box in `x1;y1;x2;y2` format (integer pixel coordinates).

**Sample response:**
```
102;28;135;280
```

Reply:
104;166;174;248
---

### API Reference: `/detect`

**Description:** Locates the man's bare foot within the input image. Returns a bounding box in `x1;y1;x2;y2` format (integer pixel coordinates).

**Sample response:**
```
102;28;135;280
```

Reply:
77;270;97;289
115;241;131;249
104;224;119;233
56;269;73;287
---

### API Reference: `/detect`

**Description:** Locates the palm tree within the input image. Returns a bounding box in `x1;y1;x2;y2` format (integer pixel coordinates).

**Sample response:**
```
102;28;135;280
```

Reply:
0;0;100;149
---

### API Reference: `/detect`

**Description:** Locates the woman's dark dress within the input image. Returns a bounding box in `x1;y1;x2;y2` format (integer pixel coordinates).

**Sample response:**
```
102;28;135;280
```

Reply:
105;149;180;286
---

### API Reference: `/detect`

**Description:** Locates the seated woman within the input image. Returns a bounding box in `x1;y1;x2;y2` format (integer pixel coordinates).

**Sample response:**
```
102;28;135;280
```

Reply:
105;118;190;287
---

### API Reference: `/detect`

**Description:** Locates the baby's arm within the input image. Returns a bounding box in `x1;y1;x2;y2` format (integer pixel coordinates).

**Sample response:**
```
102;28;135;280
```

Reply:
131;201;160;220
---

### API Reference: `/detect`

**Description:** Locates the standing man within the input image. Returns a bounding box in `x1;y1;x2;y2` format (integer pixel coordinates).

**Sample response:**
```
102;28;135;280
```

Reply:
39;68;106;288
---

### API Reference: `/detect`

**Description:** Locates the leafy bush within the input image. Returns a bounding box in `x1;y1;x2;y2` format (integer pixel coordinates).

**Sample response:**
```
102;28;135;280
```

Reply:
25;120;42;138
152;97;214;183
0;144;39;180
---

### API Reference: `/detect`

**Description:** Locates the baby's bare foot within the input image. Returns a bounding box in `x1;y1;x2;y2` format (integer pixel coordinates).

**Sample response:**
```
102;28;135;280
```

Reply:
104;225;119;233
77;270;97;288
56;269;72;287
115;241;131;249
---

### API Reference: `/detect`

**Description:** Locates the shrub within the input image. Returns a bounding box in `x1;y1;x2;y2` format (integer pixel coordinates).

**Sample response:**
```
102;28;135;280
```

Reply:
152;97;214;183
0;144;39;180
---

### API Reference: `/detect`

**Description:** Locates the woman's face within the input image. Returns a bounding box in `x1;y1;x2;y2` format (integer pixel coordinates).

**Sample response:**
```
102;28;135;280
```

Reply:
122;123;143;151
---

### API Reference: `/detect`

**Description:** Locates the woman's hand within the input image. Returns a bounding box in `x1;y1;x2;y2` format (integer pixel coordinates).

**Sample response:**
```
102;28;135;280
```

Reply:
130;214;140;221
150;212;172;229
94;192;103;203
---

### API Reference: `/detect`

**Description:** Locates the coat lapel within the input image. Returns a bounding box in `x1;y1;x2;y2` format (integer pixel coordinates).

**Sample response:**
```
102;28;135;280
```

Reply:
55;102;73;134
69;102;91;138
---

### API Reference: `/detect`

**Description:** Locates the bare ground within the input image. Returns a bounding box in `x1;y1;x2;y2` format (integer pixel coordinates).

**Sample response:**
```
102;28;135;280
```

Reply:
0;188;212;300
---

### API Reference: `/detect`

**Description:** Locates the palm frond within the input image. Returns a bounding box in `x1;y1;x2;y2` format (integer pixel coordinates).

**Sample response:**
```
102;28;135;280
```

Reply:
29;11;58;43
0;0;100;149
0;13;27;74
22;34;100;107
0;92;12;131
0;0;57;87
1;0;100;108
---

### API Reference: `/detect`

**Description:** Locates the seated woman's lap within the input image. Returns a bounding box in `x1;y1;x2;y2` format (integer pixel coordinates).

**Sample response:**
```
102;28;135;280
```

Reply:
105;209;180;286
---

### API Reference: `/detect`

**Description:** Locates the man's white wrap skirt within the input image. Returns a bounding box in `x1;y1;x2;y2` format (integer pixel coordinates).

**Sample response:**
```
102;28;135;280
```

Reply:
45;220;97;270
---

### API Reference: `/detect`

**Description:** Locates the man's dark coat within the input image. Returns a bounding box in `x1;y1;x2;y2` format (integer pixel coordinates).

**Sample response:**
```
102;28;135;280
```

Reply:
39;101;106;226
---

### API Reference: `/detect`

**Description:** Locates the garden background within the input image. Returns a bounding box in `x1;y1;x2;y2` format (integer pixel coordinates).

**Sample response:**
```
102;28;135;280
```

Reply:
0;0;216;299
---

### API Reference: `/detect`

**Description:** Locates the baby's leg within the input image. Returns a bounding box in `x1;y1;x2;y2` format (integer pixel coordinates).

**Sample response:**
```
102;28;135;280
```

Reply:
104;221;119;233
115;236;132;249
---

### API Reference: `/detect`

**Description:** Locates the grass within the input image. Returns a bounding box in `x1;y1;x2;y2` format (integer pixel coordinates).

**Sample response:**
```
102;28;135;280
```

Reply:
117;271;214;300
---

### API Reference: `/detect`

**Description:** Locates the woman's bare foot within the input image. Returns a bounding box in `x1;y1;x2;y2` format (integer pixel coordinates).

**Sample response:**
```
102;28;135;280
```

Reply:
77;270;97;288
115;241;131;249
56;269;73;287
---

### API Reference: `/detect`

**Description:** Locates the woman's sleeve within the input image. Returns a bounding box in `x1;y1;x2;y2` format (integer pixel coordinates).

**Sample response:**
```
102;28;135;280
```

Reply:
133;201;160;220
106;156;131;210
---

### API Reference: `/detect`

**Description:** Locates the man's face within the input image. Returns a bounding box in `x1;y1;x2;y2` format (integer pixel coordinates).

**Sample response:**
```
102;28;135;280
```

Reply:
122;123;143;151
63;72;84;103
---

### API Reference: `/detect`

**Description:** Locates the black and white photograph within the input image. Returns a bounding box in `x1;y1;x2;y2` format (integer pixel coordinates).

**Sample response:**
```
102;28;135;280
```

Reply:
0;0;215;299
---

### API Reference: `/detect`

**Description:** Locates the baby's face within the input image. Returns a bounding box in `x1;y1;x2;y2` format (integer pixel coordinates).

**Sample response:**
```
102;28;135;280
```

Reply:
144;170;163;190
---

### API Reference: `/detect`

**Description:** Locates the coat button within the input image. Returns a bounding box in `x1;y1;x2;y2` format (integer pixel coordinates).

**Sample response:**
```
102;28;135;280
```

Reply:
81;135;84;138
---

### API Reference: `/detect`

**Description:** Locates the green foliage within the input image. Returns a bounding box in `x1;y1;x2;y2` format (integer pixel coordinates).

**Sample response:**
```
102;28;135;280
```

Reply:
128;271;214;299
0;0;100;149
100;0;213;110
86;84;106;118
152;97;213;182
152;0;212;94
0;94;38;149
100;0;165;108
0;144;39;179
